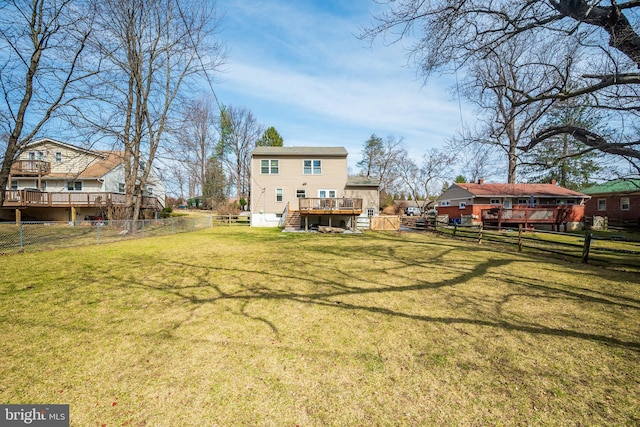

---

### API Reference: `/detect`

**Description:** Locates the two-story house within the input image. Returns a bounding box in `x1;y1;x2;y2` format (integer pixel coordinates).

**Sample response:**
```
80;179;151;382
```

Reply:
250;146;379;231
1;138;165;222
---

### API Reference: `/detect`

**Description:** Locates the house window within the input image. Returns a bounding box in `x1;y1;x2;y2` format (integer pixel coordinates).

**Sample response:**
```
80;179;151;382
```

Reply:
490;198;501;204
597;199;606;211
55;152;62;163
296;189;306;198
119;183;125;193
67;181;82;191
367;208;375;217
146;186;153;196
566;199;576;205
318;189;336;198
620;197;630;211
459;202;466;209
517;199;528;205
28;152;35;160
40;182;47;191
439;201;450;207
261;159;279;174
275;188;283;202
303;159;322;175
11;181;18;190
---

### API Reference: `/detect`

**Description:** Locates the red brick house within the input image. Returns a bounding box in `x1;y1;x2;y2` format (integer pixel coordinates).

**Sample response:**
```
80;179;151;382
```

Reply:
581;179;640;227
437;180;590;231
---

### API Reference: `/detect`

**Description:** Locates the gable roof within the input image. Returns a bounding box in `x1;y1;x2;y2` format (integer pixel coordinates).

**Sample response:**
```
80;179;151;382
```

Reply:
252;146;348;157
580;179;640;195
449;182;588;199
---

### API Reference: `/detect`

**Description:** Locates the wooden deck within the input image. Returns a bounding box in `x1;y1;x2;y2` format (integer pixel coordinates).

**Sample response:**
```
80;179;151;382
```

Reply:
10;160;51;176
298;198;363;215
2;190;161;209
481;206;575;229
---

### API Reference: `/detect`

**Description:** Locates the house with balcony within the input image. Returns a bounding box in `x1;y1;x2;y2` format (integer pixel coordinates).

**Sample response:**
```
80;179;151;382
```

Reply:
437;180;590;231
250;146;379;231
1;138;165;222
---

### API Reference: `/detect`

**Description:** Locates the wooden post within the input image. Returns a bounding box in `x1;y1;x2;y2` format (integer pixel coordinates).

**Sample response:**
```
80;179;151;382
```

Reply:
15;209;21;225
478;223;483;245
518;224;523;253
305;215;308;232
581;232;592;264
71;207;77;223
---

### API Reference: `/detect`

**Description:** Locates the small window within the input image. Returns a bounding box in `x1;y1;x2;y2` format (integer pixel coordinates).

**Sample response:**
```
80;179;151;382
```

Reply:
620;197;630;211
119;183;125;193
40;182;47;191
261;159;279;174
275;188;283;202
367;208;375;217
566;199;576;205
37;151;44;160
296;189;306;198
517;199;528;205
490;198;501;204
597;199;606;211
146;186;153;196
11;181;18;190
55;152;62;163
459;202;466;209
67;181;82;191
303;159;322;175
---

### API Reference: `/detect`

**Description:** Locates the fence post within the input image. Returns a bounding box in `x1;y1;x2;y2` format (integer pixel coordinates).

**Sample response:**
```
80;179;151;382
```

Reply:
478;223;483;245
518;224;523;253
581;232;592;263
453;224;457;237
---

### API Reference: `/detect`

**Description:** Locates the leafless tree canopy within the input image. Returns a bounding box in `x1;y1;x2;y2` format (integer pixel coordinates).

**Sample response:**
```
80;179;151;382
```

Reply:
362;1;640;170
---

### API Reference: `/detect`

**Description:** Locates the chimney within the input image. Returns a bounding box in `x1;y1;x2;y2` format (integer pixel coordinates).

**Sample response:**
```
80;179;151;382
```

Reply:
550;179;557;185
477;179;484;185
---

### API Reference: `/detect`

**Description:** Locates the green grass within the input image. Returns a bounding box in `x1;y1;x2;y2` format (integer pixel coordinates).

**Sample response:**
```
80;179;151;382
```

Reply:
1;228;639;425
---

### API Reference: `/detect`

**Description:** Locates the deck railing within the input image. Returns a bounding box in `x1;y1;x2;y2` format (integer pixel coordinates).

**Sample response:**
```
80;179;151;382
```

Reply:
481;206;571;224
10;160;51;175
2;190;160;209
299;198;363;213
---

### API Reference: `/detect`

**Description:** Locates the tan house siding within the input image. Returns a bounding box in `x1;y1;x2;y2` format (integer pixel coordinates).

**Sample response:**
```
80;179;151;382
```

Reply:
251;150;348;215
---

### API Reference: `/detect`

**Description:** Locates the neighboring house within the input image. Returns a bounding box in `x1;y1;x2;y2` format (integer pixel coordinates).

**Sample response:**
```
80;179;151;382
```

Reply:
1;138;165;222
250;146;379;230
437;180;590;231
581;179;640;227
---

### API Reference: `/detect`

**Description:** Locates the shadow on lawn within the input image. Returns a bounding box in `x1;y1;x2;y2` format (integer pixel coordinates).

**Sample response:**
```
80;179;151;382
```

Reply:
92;234;640;352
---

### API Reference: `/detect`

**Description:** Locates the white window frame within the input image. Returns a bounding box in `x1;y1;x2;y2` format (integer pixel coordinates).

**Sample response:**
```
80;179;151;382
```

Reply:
67;181;83;191
118;183;125;193
296;189;306;198
318;189;336;198
275;188;283;202
490;198;501;204
39;181;47;191
303;159;322;175
55;152;62;163
459;202;466;209
597;199;606;211
620;197;630;211
261;159;279;174
367;208;375;217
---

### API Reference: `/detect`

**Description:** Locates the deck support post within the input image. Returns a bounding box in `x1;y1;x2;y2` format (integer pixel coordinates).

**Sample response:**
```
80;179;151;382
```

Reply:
15;209;21;225
71;207;77;223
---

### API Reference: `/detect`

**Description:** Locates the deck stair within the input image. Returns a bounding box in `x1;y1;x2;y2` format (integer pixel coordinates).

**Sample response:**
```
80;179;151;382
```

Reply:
284;210;301;230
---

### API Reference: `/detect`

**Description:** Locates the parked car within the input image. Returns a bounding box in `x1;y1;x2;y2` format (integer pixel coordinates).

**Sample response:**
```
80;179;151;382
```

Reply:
405;206;421;216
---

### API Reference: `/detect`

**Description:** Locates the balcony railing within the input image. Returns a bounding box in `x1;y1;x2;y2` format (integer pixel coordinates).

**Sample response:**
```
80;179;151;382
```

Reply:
299;198;363;214
10;160;51;176
2;190;160;209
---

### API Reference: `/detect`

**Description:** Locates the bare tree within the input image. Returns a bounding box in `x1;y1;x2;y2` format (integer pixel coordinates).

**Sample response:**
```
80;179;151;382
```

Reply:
0;0;94;207
397;148;455;212
217;105;263;206
89;0;224;221
357;134;405;205
361;1;640;171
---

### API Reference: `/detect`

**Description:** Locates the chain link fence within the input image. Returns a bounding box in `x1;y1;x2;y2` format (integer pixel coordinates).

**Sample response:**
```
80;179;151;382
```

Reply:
0;216;214;254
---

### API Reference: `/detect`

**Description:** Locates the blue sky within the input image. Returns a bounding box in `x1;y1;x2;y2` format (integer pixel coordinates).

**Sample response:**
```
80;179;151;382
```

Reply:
213;0;472;172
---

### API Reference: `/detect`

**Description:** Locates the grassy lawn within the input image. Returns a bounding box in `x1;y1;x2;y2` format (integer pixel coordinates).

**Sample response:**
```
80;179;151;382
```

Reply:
0;227;638;425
